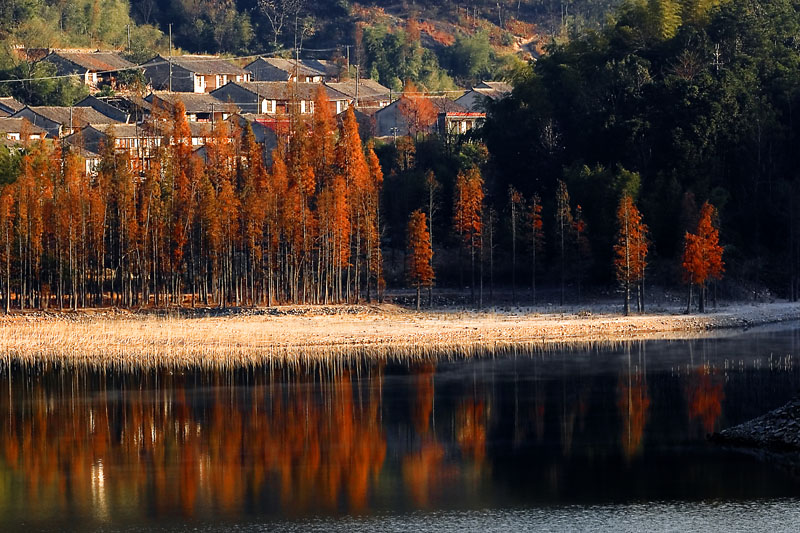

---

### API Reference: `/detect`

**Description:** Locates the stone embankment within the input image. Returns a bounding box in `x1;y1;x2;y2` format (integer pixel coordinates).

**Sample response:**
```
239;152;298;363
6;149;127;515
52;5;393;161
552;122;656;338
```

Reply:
712;399;800;452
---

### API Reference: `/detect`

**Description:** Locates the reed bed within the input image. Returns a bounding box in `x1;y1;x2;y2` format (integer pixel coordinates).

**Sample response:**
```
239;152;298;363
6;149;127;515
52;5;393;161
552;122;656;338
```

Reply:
0;303;799;371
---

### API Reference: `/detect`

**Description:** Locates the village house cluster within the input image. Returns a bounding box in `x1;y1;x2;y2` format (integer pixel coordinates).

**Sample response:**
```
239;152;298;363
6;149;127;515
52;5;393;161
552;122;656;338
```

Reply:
1;49;511;174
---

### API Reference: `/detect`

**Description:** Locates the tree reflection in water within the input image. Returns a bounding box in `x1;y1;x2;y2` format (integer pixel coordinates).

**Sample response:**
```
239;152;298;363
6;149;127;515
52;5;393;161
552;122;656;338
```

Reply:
688;368;725;435
1;331;799;526
618;344;651;461
0;368;387;518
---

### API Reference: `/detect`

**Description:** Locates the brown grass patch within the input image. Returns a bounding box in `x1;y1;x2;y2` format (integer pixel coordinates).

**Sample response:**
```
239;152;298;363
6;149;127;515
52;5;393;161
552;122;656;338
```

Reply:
0;303;797;370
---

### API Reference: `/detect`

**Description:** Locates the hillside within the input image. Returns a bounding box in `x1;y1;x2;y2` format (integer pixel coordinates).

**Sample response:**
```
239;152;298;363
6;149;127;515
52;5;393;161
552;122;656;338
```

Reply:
0;1;623;92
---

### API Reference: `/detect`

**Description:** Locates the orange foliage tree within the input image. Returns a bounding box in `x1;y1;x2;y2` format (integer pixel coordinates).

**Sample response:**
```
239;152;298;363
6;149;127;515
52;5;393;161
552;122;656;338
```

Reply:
453;166;484;303
407;209;434;309
682;201;724;313
397;80;437;140
0;94;388;311
614;194;649;315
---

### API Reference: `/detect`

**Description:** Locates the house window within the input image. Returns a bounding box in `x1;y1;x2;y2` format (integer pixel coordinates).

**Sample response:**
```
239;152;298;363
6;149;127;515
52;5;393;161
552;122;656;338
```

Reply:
262;100;276;114
301;101;307;114
7;133;20;140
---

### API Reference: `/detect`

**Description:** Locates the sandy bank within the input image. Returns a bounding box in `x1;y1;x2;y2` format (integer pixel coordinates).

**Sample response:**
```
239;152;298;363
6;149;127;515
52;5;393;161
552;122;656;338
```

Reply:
1;302;799;368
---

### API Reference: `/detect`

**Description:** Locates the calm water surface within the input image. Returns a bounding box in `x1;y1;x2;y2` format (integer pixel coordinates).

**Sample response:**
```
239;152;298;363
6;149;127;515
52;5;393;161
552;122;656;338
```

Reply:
2;326;800;531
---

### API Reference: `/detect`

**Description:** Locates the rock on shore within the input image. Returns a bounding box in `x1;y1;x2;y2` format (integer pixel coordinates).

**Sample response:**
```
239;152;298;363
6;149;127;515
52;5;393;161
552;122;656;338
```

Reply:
711;398;800;451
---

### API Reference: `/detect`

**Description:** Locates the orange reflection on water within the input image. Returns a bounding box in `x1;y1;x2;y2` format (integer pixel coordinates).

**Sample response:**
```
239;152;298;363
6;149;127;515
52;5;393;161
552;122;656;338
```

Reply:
402;438;447;507
0;370;386;518
411;364;436;435
457;399;487;466
688;368;725;434
618;371;651;461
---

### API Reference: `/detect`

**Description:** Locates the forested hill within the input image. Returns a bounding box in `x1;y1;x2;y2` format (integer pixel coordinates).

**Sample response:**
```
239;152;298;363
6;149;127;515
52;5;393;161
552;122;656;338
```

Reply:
484;0;800;296
0;1;623;92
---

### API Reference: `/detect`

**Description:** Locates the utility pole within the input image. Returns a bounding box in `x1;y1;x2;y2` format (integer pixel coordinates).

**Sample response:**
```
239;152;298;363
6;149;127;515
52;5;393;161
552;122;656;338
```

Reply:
345;45;350;78
354;64;359;108
127;25;131;52
168;23;173;93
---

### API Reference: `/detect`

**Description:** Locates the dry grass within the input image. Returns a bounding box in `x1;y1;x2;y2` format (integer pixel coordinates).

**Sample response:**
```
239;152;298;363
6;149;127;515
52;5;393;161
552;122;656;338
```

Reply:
0;303;798;370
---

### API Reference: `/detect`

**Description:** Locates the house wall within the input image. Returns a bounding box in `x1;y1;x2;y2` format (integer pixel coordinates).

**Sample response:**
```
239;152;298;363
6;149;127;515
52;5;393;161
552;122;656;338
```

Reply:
247;60;289;82
454;91;488;112
247;59;317;82
143;60;194;92
76;97;129;123
211;85;262;114
42;55;92;84
374;102;408;138
12;109;61;137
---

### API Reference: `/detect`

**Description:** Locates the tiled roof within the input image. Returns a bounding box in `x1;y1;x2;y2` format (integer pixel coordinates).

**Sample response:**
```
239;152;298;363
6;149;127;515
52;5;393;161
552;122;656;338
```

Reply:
155;55;249;75
149;92;239;114
472;81;512;100
325;79;391;100
89;123;166;138
0;97;25;113
0;117;48;135
15;106;120;127
219;81;350;101
188;121;233;137
47;51;135;72
428;96;468;113
66;144;102;159
247;57;340;78
301;59;340;77
117;95;153;112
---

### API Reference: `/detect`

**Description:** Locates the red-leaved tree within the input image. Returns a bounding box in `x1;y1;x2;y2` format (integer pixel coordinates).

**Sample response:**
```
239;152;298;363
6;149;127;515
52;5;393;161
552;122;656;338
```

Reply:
614;194;649;315
682;201;724;313
407;209;434;309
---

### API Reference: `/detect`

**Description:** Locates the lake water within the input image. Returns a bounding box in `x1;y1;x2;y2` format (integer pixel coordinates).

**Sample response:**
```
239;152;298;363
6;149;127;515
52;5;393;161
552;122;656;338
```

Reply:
2;326;800;531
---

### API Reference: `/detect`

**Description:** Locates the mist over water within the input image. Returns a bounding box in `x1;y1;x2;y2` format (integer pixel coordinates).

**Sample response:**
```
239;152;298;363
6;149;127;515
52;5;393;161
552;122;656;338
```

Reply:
2;326;800;530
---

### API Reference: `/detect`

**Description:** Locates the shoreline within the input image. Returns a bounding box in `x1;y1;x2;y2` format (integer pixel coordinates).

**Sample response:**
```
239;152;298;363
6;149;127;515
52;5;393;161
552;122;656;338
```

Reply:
1;301;799;369
710;398;800;477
